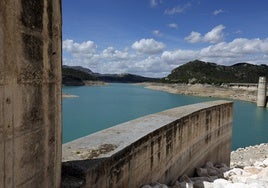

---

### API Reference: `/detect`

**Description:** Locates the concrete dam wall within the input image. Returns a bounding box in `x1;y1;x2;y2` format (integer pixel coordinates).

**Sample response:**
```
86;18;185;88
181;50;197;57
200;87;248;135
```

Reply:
62;100;233;187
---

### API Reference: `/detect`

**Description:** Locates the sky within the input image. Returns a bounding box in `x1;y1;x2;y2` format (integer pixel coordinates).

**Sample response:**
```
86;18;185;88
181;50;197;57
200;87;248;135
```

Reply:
62;0;268;77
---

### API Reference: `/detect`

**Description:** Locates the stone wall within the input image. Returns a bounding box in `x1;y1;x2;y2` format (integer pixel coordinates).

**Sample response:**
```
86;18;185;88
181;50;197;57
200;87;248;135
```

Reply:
62;100;233;188
0;1;62;187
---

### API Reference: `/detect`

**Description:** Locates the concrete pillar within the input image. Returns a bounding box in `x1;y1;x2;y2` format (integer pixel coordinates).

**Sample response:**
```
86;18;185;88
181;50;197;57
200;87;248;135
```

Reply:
0;1;62;187
257;77;267;107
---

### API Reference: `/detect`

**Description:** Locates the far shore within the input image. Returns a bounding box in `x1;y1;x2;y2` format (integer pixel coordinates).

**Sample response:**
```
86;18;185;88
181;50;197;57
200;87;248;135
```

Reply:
138;82;258;103
83;80;108;86
62;93;79;98
62;81;108;98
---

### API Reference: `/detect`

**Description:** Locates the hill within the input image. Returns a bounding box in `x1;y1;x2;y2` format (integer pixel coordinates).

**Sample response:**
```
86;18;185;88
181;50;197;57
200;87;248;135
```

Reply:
165;60;268;84
62;66;98;81
62;65;159;85
97;73;159;83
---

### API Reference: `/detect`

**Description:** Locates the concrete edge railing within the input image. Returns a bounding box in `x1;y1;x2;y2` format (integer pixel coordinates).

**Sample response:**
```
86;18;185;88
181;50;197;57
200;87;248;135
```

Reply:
61;100;233;187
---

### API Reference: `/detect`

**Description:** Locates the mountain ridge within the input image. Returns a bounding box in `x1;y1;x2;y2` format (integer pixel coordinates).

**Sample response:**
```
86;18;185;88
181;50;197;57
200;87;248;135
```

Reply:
62;60;268;86
62;65;159;85
165;60;268;84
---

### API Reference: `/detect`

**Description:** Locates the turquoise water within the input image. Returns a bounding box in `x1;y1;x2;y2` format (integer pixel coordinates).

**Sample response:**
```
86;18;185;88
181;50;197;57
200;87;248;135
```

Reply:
63;83;268;150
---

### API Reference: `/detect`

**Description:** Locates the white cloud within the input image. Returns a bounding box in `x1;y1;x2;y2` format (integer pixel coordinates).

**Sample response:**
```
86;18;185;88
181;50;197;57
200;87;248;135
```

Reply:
63;38;268;77
235;30;243;34
161;49;198;65
185;31;202;43
185;25;226;43
203;25;225;43
150;0;158;7
102;47;129;60
213;9;224;15
168;23;178;29
131;38;165;54
163;38;268;66
152;30;163;37
63;39;97;56
164;3;191;15
201;38;268;55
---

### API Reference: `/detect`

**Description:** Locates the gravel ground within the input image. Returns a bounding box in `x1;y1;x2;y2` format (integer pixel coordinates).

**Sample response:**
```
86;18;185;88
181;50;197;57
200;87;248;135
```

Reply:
231;143;268;168
141;143;268;188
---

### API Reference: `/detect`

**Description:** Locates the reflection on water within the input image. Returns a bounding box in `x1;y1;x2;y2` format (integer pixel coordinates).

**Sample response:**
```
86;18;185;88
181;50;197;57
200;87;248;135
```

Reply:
255;107;267;122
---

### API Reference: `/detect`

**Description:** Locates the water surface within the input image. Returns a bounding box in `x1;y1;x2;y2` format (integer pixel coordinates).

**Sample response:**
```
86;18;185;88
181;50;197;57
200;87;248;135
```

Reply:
63;83;268;150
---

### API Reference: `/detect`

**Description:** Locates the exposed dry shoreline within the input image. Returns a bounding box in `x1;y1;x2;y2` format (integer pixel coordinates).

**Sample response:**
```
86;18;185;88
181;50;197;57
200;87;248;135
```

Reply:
139;82;257;103
62;94;79;98
142;144;268;188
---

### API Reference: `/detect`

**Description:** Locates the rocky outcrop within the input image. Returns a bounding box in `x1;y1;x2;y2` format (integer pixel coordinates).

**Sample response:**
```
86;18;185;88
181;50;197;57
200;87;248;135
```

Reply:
141;143;268;188
231;143;268;168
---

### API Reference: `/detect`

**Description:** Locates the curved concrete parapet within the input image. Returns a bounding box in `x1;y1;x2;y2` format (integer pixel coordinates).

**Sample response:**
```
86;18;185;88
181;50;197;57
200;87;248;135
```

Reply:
62;100;233;188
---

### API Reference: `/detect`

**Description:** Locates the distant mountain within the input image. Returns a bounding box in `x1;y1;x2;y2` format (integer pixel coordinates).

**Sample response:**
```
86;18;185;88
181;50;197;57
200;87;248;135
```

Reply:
93;73;158;83
165;60;268;84
62;65;98;80
62;65;159;85
62;75;85;86
63;65;95;75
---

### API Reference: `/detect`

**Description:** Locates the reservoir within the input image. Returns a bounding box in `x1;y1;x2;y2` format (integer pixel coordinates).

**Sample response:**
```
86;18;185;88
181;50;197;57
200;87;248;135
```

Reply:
63;83;268;150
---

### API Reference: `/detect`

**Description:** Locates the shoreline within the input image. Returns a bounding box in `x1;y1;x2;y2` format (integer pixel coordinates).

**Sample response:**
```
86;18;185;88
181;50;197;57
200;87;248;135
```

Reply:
62;93;79;98
83;80;108;86
62;81;108;98
138;82;257;103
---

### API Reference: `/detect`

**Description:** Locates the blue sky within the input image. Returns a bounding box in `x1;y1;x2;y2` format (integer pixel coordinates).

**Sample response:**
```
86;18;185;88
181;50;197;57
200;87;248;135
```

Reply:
63;0;268;77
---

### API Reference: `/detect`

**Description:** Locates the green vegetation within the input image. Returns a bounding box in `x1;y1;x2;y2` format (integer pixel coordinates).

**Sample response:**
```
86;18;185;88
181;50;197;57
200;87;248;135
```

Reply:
165;60;268;84
62;67;98;81
62;66;159;85
63;60;268;86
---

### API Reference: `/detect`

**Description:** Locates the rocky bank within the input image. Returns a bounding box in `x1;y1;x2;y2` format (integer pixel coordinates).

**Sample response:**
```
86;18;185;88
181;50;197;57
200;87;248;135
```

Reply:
139;83;257;103
141;143;268;188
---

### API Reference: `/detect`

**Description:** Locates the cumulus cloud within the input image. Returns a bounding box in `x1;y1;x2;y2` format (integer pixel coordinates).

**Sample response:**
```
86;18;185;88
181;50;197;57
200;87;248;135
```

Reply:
201;38;268;56
163;38;268;66
161;49;198;65
131;38;165;54
204;25;226;43
63;39;97;56
102;47;129;60
213;9;224;15
63;38;268;77
185;31;202;43
185;25;226;43
168;23;178;28
164;3;191;15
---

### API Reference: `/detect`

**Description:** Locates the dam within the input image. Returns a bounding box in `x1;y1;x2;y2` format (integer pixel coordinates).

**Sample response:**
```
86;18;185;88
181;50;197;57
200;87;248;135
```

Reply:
0;1;234;187
62;100;233;187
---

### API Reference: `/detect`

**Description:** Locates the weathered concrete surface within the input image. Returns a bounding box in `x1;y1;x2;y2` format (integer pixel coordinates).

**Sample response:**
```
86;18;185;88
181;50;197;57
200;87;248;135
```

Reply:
0;1;62;187
62;100;233;188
